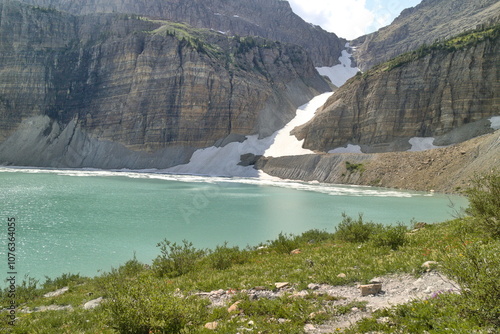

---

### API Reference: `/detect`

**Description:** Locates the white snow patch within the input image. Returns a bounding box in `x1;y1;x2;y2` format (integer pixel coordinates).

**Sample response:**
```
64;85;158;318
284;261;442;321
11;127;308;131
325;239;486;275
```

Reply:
264;92;333;158
328;144;363;154
165;135;273;177
316;44;359;88
490;116;500;130
408;137;445;152
165;93;334;177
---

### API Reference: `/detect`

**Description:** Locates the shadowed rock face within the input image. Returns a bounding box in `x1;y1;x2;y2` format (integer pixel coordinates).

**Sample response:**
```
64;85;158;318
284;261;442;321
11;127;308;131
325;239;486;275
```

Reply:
294;33;500;153
351;0;500;71
17;0;346;67
0;0;330;168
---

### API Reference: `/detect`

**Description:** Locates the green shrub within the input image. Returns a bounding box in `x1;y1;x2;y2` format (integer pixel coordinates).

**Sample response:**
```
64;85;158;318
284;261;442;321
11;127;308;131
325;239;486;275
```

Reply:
111;257;147;278
442;241;500;327
267;232;300;254
295;229;333;244
104;275;209;333
347;293;486;333
207;242;248;270
235;293;320;326
371;223;408;250
1;275;42;305
345;161;365;173
43;273;87;290
465;169;500;238
153;239;205;278
335;213;383;243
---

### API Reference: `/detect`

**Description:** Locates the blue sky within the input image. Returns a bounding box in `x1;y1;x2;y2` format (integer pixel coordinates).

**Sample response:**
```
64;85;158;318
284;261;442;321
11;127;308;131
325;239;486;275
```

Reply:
287;0;423;39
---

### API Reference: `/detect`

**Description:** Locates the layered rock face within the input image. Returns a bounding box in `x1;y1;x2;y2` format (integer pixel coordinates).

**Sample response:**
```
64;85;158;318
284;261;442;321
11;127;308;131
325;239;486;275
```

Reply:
352;0;500;71
18;0;346;67
0;0;329;168
294;32;500;153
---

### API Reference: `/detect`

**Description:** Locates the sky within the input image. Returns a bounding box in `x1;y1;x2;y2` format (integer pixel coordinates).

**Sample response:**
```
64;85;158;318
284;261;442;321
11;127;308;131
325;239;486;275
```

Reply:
287;0;423;40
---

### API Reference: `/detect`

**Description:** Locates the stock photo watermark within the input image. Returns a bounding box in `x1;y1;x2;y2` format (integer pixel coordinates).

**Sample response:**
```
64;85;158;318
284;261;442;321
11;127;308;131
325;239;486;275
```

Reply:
5;217;17;326
179;183;223;225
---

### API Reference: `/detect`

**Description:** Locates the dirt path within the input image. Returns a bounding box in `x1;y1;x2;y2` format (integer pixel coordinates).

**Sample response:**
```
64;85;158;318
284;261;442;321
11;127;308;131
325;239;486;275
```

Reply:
304;271;458;332
197;270;458;332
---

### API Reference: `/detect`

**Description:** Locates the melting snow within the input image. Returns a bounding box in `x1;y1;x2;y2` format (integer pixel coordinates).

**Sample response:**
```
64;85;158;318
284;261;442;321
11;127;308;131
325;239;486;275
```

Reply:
165;135;273;177
328;145;363;154
490;116;500;130
263;93;333;158
165;93;333;177
316;43;360;88
408;137;445;152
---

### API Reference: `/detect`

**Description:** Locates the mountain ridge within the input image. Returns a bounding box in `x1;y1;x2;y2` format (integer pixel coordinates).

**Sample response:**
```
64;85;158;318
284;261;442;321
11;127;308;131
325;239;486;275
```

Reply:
16;0;346;67
351;0;500;71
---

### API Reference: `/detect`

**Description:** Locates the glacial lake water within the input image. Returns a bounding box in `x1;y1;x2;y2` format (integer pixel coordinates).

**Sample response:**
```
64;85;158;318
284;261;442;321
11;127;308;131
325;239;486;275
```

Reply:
0;168;467;284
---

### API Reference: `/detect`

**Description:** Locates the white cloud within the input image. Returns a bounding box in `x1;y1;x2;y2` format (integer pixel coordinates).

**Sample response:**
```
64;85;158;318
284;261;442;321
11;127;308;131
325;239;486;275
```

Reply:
287;0;422;40
287;0;373;39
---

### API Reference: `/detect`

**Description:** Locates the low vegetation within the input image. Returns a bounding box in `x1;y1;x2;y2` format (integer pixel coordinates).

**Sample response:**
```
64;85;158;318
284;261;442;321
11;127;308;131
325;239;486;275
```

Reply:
345;161;365;174
362;23;500;76
1;170;498;333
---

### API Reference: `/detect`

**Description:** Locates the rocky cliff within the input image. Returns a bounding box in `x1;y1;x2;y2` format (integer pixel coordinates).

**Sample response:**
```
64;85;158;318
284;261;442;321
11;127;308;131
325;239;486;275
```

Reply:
0;0;330;168
352;0;500;71
294;26;500;153
17;0;346;67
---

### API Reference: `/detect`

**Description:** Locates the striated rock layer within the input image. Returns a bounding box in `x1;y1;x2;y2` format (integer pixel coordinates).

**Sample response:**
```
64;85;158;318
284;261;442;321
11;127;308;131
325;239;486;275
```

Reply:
17;0;346;67
294;31;500;154
0;0;330;168
352;0;500;71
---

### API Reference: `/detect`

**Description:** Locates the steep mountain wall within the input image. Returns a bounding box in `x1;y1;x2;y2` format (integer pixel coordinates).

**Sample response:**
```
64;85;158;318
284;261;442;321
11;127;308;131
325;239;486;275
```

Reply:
0;0;329;168
352;0;500;71
17;0;346;67
294;29;500;153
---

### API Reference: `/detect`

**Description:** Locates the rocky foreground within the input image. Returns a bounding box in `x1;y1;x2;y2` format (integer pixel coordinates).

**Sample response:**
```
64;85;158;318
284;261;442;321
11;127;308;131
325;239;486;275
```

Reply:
20;270;457;333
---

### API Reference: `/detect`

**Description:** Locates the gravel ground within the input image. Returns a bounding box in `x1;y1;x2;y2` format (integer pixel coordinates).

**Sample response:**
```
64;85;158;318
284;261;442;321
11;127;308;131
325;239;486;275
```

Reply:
197;270;459;332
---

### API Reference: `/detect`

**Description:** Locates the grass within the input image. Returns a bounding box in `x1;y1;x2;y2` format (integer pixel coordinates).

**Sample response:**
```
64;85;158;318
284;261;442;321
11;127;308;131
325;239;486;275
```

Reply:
1;170;499;333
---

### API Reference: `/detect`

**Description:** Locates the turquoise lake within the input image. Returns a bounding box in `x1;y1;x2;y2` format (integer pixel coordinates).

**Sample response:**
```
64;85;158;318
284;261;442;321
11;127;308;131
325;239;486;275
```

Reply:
0;168;467;283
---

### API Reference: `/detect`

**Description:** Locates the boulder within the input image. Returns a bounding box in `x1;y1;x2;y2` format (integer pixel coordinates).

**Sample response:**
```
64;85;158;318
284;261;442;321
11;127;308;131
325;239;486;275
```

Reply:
43;287;69;298
275;282;289;289
359;283;383;296
204;322;218;330
83;297;103;310
227;301;242;313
